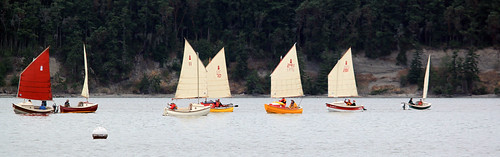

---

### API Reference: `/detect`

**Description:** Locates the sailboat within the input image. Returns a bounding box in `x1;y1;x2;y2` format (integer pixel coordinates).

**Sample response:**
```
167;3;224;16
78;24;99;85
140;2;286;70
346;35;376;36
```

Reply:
12;47;55;114
200;48;237;112
59;44;98;113
406;55;432;110
163;39;211;116
264;43;303;114
325;48;365;112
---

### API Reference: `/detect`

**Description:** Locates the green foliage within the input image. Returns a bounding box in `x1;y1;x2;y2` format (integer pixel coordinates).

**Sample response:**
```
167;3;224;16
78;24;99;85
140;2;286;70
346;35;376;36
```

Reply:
472;86;488;95
431;50;481;95
462;49;480;93
10;75;19;87
0;0;498;94
495;87;500;95
137;73;162;94
370;88;389;95
245;70;264;94
407;50;423;85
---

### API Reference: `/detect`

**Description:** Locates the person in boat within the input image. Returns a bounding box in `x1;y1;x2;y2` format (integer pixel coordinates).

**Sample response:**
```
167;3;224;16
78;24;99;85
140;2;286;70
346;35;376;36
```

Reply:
345;99;352;106
352;100;356;106
64;99;70;107
214;99;225;108
39;101;47;110
418;99;423;106
279;98;287;107
408;98;414;105
344;99;351;106
28;100;32;104
289;100;298;108
169;103;177;110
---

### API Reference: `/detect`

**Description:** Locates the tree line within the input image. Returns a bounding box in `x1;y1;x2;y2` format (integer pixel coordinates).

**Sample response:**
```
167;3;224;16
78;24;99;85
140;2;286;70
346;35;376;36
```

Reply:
1;0;499;95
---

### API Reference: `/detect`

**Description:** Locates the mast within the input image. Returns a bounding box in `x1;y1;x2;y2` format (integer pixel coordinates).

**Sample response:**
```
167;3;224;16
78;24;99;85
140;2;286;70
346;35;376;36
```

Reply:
197;52;199;103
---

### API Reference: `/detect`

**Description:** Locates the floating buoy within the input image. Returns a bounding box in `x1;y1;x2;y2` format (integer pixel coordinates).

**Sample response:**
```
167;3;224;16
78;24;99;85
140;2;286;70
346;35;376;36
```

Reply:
92;127;108;139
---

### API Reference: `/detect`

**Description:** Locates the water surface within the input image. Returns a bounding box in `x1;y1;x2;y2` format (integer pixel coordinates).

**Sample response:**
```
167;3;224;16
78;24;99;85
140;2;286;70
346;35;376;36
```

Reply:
1;97;499;156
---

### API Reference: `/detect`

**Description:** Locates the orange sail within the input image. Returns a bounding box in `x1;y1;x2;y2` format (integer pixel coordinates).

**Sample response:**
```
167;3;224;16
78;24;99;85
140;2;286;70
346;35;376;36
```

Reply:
17;47;52;101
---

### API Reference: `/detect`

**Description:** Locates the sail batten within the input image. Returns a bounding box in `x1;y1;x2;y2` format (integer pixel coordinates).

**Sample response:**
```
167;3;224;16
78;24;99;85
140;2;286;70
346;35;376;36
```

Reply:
328;48;358;98
17;47;53;101
175;39;208;99
423;55;431;99
81;44;90;98
270;43;303;98
206;48;231;98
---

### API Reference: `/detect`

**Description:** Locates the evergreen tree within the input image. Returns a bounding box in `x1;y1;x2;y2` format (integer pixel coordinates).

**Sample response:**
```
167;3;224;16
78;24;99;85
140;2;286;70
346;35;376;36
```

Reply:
462;49;480;93
407;50;423;84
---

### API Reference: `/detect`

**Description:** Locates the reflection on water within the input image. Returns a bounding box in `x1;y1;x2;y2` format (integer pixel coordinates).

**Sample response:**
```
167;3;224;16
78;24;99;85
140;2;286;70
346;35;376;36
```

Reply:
1;97;500;156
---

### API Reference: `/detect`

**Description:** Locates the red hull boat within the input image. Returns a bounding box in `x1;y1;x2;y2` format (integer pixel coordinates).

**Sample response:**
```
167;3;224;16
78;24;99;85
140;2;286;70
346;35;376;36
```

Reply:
326;102;365;112
60;102;98;113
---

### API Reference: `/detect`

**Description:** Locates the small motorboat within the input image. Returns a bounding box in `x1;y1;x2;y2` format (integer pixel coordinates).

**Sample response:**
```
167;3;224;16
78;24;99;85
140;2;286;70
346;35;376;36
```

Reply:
403;55;432;110
200;100;237;112
163;104;211;116
264;102;303;114
13;47;55;115
265;44;304;114
407;102;431;110
325;48;366;112
13;102;54;115
60;102;98;113
326;101;365;112
164;39;211;117
60;44;99;114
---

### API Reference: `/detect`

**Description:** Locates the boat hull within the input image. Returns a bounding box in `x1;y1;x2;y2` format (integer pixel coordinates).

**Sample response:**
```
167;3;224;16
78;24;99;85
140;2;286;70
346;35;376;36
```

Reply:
13;103;53;115
200;101;235;112
163;104;211;116
210;107;234;112
408;102;431;110
326;102;365;112
264;102;302;114
60;102;98;113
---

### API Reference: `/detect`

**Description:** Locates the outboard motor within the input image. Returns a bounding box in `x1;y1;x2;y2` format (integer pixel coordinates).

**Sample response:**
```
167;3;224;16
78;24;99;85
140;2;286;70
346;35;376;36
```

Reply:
53;103;58;113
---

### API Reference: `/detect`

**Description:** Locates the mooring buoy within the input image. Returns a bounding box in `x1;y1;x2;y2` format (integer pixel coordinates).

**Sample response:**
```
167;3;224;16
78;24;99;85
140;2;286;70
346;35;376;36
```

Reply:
92;127;108;139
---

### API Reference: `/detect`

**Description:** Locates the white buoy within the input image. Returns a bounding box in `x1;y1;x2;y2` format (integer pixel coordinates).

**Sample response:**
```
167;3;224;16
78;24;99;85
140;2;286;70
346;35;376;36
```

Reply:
92;127;108;139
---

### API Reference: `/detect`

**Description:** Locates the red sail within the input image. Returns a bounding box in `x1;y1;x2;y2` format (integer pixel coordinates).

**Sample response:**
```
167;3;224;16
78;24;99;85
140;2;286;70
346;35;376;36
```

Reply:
17;47;52;100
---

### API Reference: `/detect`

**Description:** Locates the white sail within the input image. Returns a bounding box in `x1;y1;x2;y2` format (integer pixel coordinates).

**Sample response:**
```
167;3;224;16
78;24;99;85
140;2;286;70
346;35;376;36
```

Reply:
270;43;303;98
423;55;431;99
81;44;90;98
328;48;358;97
206;48;231;98
175;39;208;99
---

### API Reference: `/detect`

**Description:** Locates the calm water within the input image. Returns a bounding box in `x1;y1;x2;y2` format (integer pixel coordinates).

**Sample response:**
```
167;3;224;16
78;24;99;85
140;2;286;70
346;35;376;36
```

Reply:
1;97;499;156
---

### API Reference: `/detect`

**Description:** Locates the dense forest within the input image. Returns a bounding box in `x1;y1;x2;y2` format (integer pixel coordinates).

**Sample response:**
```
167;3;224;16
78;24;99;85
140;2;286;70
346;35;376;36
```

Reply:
1;0;499;95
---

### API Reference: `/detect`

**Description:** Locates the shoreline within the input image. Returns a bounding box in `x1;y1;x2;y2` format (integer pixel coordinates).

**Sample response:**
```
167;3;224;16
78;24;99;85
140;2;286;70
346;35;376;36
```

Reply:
1;93;498;98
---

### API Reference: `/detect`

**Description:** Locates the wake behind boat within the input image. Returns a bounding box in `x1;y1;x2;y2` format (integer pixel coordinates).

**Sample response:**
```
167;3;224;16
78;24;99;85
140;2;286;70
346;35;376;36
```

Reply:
325;48;365;112
163;39;210;116
60;44;98;113
264;43;303;114
12;47;55;115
